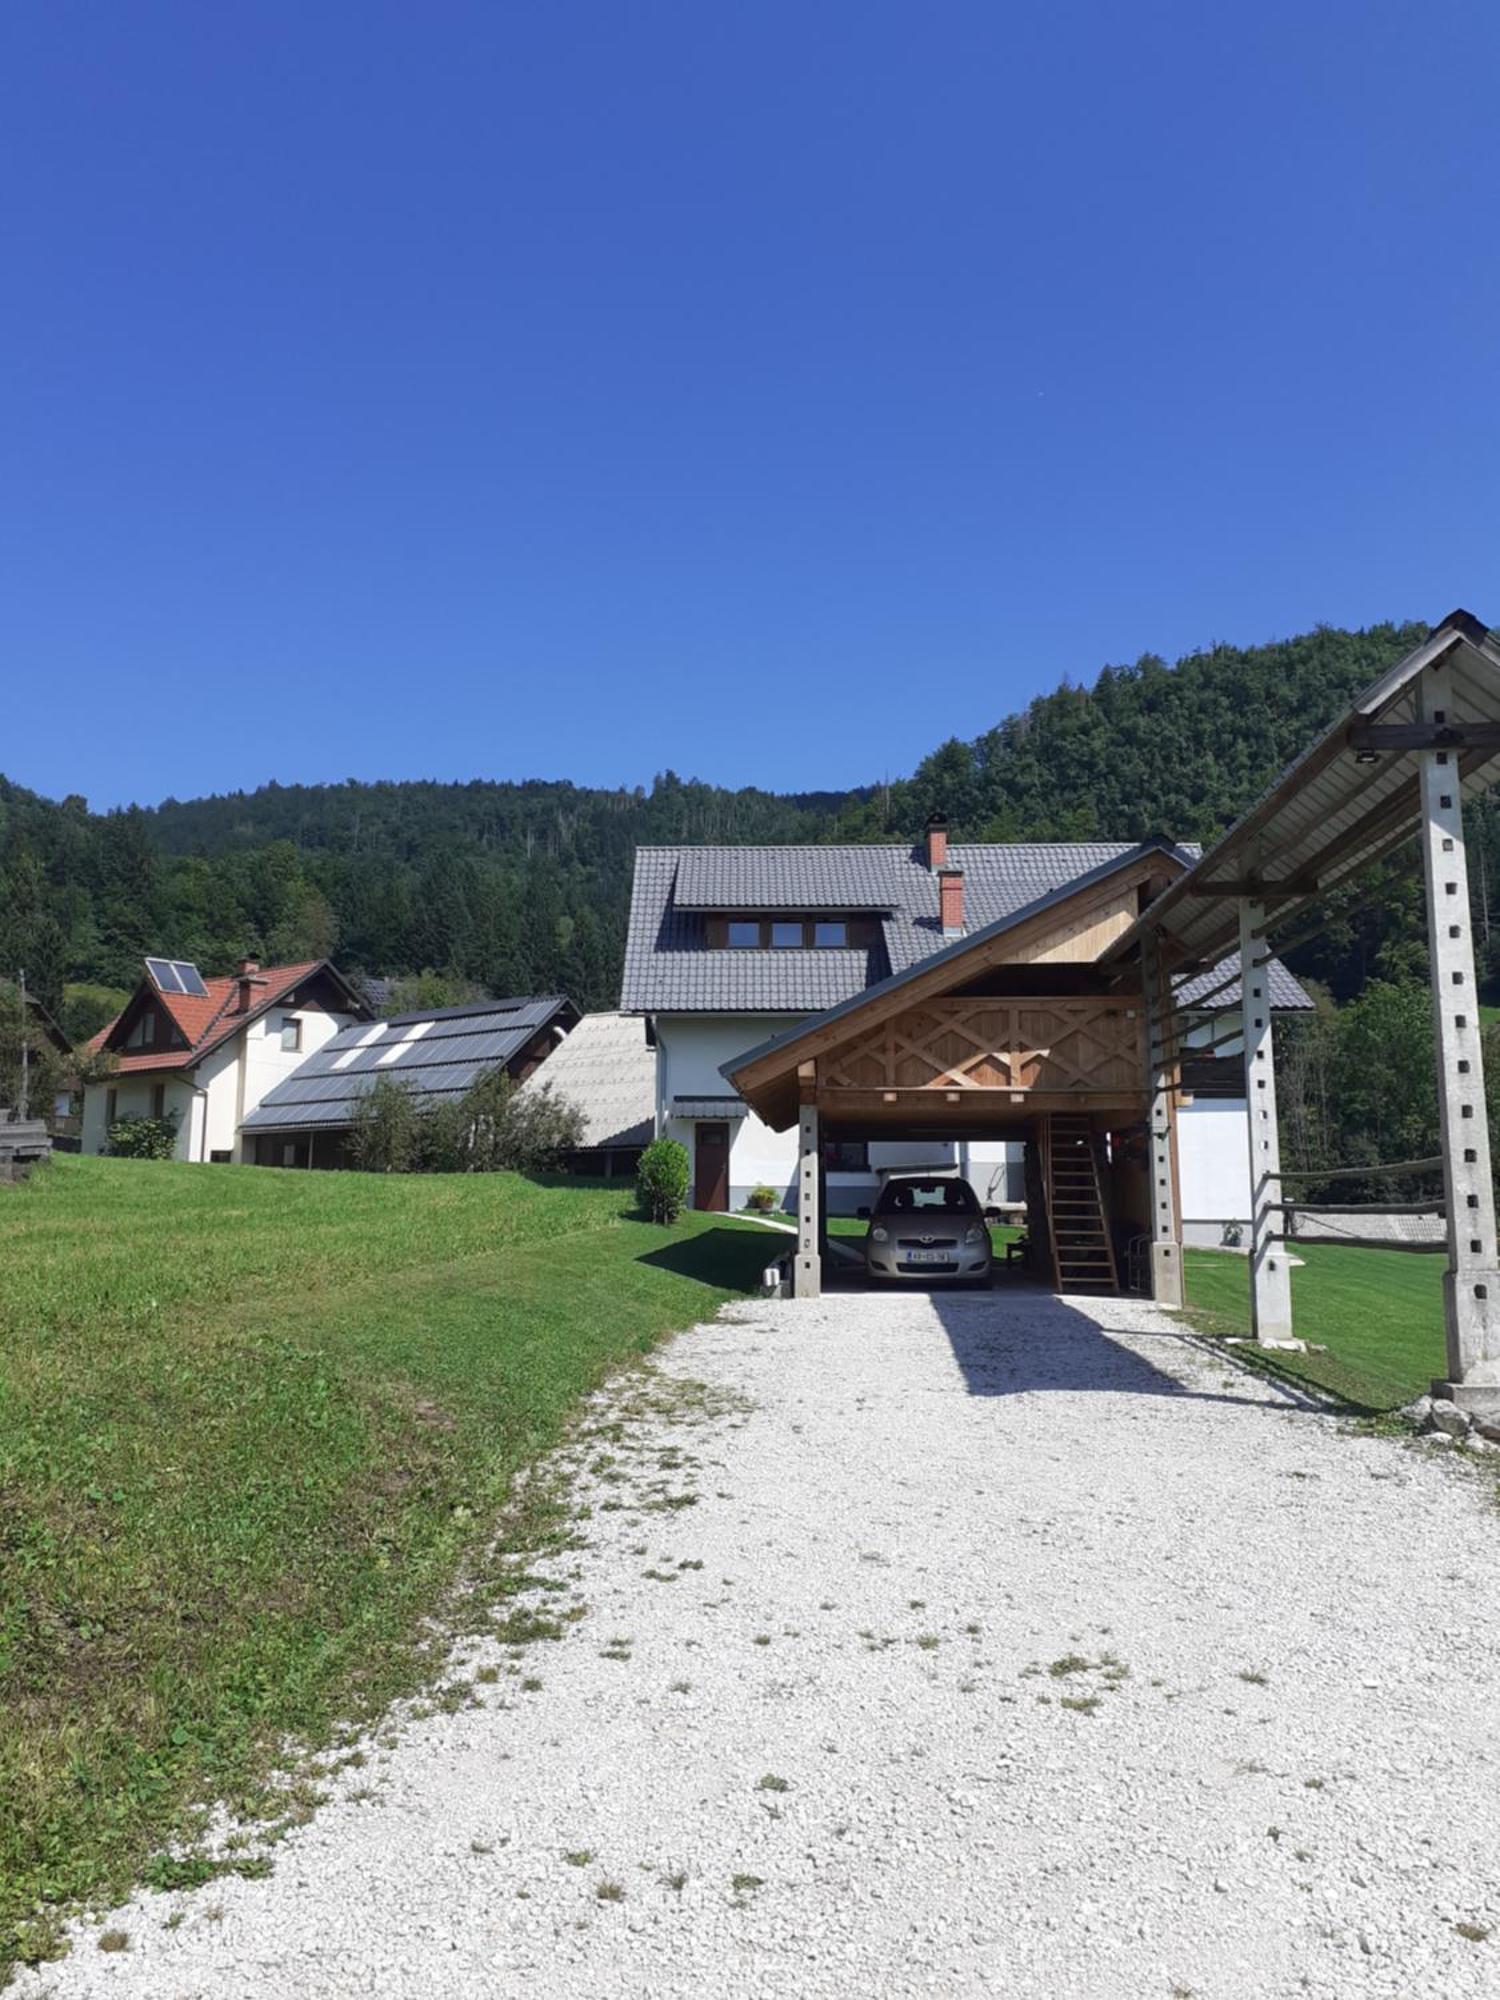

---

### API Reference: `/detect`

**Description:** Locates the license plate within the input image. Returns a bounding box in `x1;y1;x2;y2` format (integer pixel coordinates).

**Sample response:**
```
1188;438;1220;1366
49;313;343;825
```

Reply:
902;1249;951;1265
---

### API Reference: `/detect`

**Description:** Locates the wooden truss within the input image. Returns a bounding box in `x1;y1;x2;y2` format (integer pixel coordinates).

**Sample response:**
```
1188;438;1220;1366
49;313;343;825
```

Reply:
821;997;1145;1097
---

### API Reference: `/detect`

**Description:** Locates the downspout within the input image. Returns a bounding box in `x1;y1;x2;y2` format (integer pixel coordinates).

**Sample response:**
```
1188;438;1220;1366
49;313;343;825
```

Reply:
653;1017;667;1137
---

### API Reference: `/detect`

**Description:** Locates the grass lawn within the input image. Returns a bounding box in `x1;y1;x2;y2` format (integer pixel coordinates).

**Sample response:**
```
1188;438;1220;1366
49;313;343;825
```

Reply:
0;1156;773;1972
1183;1241;1446;1411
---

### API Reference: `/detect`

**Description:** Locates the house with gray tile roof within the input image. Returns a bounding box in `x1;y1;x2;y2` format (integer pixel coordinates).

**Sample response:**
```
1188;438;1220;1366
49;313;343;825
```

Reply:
622;825;1310;1231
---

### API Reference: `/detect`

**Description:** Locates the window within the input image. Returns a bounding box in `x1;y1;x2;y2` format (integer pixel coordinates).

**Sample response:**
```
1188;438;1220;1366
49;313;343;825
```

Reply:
106;1087;118;1125
127;1010;157;1048
822;1139;869;1172
279;1015;302;1053
771;921;803;949
727;921;760;949
53;1091;72;1119
814;921;848;948
874;1177;981;1217
209;1149;231;1164
151;1083;166;1118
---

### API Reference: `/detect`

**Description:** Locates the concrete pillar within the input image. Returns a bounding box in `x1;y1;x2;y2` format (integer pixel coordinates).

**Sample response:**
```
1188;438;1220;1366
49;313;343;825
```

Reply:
795;1101;822;1299
1240;898;1295;1346
1141;932;1184;1306
1418;658;1500;1408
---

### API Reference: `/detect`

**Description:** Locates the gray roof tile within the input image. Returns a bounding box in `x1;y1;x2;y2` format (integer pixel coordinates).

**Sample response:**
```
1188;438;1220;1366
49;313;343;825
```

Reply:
623;842;1311;1015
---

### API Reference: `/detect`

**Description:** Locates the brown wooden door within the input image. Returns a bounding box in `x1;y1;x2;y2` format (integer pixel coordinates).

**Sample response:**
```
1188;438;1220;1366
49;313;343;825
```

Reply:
694;1122;730;1211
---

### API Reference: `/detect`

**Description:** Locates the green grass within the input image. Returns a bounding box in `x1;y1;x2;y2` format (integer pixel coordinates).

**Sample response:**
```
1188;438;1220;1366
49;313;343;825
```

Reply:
0;1157;772;1972
1183;1241;1445;1410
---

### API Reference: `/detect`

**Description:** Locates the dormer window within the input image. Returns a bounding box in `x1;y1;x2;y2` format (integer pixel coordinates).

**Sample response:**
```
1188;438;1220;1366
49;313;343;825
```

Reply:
708;914;871;951
127;1010;157;1049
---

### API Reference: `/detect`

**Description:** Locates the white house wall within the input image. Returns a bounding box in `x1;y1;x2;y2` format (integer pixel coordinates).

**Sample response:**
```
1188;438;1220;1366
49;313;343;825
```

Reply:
653;1014;1023;1214
1178;1098;1255;1248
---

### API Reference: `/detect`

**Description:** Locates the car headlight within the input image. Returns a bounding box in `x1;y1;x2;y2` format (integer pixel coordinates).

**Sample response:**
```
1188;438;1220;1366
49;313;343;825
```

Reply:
870;1226;888;1243
964;1223;987;1244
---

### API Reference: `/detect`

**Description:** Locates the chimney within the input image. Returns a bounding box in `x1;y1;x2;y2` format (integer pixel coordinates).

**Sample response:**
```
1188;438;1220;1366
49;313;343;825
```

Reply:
925;814;949;872
938;865;965;937
236;957;267;1012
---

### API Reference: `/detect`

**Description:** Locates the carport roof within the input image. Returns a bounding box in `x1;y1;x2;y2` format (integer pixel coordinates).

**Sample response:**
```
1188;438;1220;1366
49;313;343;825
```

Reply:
1104;609;1500;972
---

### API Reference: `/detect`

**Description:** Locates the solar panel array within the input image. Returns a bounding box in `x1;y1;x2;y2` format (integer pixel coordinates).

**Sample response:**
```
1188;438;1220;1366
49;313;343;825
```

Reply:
241;997;571;1134
146;957;210;998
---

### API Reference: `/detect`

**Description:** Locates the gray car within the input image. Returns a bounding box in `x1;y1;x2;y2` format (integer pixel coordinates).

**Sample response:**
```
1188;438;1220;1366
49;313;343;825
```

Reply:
863;1175;993;1286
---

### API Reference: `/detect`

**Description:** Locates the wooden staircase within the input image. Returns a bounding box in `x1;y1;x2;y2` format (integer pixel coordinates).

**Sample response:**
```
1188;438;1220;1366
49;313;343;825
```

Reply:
1043;1114;1119;1294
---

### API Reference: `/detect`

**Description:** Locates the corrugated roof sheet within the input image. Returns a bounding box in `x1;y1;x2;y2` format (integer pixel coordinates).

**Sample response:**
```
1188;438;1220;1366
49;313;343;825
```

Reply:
242;996;572;1133
1108;612;1500;970
516;1011;655;1150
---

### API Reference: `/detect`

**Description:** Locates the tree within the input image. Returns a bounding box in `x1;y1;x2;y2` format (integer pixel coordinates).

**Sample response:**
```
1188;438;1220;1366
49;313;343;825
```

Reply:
0;982;72;1117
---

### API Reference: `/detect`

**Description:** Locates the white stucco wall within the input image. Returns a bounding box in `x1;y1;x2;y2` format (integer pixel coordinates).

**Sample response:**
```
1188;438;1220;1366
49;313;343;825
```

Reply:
652;1015;1023;1214
1177;1097;1254;1247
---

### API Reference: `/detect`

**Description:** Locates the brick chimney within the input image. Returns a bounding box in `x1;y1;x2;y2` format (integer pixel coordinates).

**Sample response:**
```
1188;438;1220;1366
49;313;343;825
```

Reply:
925;814;949;871
236;957;267;1012
938;865;965;936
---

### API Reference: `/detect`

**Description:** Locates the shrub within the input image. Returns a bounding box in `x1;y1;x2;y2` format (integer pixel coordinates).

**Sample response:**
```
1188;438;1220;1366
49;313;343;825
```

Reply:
106;1113;180;1161
349;1075;427;1173
463;1072;586;1175
637;1137;689;1224
348;1069;587;1175
746;1184;777;1213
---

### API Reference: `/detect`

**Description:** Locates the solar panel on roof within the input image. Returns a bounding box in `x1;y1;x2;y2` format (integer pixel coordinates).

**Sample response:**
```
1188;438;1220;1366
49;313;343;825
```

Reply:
145;957;209;997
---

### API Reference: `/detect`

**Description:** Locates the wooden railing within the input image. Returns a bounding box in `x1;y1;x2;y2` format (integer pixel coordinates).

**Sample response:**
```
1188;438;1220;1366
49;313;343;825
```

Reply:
820;997;1145;1096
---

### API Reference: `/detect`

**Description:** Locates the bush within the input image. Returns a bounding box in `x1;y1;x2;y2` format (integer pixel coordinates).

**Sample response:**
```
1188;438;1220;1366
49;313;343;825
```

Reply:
637;1137;689;1224
348;1070;587;1175
348;1076;427;1173
106;1113;180;1161
746;1183;777;1212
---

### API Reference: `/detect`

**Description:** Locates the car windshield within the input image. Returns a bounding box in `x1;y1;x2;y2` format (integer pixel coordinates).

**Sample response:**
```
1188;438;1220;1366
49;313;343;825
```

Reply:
874;1179;980;1217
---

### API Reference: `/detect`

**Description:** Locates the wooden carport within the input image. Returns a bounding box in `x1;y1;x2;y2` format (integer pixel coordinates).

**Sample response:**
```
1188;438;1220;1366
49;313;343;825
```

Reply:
725;842;1192;1300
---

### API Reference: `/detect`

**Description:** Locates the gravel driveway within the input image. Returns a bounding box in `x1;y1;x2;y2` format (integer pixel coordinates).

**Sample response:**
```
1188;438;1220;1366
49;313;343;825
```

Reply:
23;1288;1500;1999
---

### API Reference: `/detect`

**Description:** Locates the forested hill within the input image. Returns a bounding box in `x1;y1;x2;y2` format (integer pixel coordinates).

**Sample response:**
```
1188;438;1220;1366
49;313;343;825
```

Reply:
2;617;1475;1037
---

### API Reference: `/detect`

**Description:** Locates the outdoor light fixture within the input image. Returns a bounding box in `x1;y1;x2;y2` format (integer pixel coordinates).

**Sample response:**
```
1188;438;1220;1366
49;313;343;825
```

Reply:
1353;748;1380;765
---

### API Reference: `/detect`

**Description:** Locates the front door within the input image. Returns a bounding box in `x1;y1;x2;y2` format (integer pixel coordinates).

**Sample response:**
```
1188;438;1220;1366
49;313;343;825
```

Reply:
694;1122;730;1211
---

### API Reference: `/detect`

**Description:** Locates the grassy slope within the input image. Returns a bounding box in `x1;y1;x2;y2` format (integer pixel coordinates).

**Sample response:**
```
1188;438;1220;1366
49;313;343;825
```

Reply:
0;1158;772;1969
1183;1242;1446;1410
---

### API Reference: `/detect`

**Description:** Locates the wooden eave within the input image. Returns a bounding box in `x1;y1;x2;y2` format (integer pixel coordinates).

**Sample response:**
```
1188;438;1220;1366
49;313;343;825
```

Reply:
724;848;1180;1126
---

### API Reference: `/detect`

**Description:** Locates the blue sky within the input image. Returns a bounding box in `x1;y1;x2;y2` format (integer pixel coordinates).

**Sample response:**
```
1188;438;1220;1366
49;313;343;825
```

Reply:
3;1;1497;810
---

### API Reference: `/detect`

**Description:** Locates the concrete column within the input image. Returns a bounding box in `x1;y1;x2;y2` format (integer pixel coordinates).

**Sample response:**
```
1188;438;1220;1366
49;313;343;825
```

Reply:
1418;659;1500;1407
1141;932;1183;1307
1240;898;1295;1346
795;1101;822;1299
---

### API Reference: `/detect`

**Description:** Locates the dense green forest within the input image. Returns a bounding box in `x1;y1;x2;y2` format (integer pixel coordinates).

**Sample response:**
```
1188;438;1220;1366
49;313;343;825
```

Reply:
4;615;1498;1177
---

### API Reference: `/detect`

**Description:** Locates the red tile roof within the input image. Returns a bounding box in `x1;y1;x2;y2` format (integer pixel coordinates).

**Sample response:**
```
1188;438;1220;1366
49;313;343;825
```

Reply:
92;962;325;1073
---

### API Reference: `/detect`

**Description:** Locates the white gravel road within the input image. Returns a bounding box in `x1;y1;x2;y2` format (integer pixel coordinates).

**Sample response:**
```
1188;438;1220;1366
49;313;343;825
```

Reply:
22;1287;1500;1999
